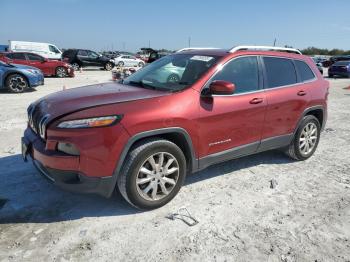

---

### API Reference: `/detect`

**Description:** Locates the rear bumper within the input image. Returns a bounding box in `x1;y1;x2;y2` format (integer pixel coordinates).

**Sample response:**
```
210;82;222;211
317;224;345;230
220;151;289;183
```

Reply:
67;67;75;77
22;128;116;197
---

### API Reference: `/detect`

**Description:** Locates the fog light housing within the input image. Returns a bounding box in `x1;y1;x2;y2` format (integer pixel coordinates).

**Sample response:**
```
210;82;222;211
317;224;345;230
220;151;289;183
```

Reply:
57;142;80;156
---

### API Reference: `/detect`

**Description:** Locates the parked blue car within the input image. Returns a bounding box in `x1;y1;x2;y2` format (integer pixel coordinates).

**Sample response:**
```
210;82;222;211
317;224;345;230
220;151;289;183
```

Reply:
0;60;44;93
328;61;350;78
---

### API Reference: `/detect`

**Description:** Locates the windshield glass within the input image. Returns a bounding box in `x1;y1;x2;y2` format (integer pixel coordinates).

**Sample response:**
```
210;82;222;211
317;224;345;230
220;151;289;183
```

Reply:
123;54;220;91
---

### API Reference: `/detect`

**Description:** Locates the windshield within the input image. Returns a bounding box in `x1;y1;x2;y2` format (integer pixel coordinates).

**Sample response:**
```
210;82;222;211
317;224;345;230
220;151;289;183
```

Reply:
123;54;220;91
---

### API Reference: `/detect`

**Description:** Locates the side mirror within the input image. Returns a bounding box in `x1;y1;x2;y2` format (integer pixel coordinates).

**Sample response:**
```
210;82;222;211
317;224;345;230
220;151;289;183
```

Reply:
203;80;235;96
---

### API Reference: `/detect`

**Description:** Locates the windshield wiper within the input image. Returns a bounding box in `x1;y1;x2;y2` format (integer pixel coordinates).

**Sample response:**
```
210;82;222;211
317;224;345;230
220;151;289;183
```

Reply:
127;80;157;90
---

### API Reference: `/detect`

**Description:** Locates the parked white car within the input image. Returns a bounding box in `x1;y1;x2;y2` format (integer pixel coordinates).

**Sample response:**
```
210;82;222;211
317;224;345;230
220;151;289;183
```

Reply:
114;55;145;67
8;40;62;60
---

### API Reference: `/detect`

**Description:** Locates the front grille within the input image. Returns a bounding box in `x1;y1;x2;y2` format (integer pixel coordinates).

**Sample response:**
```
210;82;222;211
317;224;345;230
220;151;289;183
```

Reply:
27;102;50;140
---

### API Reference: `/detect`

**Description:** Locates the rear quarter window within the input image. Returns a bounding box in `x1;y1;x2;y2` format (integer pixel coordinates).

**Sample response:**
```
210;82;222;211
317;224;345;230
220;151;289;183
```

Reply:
263;57;297;88
295;60;315;82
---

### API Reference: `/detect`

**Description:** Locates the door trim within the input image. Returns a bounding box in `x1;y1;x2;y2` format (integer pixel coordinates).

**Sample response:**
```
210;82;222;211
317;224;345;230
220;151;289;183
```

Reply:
198;141;259;170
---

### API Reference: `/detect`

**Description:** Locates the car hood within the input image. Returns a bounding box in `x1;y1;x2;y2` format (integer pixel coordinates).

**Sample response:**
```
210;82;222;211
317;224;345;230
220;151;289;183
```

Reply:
31;82;169;120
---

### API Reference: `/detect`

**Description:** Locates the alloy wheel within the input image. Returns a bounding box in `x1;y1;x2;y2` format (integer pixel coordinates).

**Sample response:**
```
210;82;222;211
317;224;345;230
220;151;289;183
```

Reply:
71;63;80;71
56;67;66;77
299;122;318;155
9;75;27;92
136;152;179;201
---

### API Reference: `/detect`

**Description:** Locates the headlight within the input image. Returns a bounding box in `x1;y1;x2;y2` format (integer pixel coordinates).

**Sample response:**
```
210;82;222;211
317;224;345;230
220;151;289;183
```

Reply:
27;69;41;74
57;115;122;129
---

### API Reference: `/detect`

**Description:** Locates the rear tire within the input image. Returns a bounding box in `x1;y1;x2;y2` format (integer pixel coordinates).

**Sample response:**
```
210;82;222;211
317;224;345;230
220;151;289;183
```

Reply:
55;66;67;78
117;138;186;210
5;74;29;93
71;62;80;71
285;115;321;161
118;61;124;67
138;62;144;67
105;62;114;71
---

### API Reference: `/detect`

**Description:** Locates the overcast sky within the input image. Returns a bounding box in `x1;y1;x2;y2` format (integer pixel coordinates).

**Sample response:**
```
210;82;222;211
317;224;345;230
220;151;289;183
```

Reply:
1;0;350;52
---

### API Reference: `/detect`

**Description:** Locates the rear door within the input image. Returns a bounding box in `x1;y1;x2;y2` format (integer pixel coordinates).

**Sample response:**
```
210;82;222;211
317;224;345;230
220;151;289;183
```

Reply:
198;56;267;163
6;53;27;65
261;56;313;141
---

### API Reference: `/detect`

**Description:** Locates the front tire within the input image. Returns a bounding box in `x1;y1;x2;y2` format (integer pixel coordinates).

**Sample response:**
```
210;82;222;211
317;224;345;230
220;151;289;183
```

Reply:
117;138;186;210
118;61;124;67
285;115;321;161
138;62;144;67
55;66;67;78
5;74;29;93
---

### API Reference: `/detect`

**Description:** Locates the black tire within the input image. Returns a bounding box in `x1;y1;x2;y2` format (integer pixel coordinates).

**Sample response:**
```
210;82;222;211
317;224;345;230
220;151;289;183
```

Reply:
118;61;124;67
105;62;114;71
138;62;144;67
5;74;29;93
285;115;321;161
55;66;67;78
71;62;80;71
117;138;187;210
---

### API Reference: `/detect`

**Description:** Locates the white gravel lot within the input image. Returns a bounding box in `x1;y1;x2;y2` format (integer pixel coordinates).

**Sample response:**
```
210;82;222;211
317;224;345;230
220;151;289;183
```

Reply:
0;69;349;262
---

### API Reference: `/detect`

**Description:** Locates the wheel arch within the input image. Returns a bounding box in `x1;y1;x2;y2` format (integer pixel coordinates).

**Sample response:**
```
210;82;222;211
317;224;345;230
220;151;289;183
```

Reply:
4;72;30;88
106;127;198;198
294;106;326;135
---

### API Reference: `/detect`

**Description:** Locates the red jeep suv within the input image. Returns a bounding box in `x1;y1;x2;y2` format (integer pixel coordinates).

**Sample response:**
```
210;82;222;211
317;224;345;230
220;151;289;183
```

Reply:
22;46;329;209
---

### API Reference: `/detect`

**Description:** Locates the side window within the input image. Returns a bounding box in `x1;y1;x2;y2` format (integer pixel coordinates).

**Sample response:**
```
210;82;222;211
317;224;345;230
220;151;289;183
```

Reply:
210;56;259;94
27;53;43;61
88;51;99;58
263;57;297;88
10;53;26;60
49;45;60;53
78;50;88;56
5;53;14;59
294;60;315;82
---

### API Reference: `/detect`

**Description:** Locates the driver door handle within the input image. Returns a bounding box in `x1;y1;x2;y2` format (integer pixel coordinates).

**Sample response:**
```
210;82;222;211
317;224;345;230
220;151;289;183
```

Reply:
297;90;307;96
249;98;264;104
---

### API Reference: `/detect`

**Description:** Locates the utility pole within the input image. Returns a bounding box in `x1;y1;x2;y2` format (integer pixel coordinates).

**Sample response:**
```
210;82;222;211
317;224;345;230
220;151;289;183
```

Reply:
273;38;277;46
122;42;126;51
188;37;191;47
148;40;151;48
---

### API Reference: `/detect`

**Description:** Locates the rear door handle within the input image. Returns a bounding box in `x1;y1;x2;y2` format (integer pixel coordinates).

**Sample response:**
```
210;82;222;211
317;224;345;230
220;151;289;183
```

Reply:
249;98;264;104
297;90;307;96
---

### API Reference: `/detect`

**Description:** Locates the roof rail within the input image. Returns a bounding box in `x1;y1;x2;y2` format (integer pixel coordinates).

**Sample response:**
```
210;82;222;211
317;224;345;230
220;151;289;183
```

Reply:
176;47;220;53
229;45;302;55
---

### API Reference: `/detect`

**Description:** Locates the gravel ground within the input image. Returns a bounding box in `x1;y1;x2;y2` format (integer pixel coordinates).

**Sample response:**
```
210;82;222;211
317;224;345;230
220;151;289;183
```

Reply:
0;69;349;262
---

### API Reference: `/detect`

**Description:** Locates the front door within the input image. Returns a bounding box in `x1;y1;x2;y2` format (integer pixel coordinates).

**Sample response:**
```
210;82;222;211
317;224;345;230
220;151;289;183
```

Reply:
198;56;267;166
26;53;51;75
